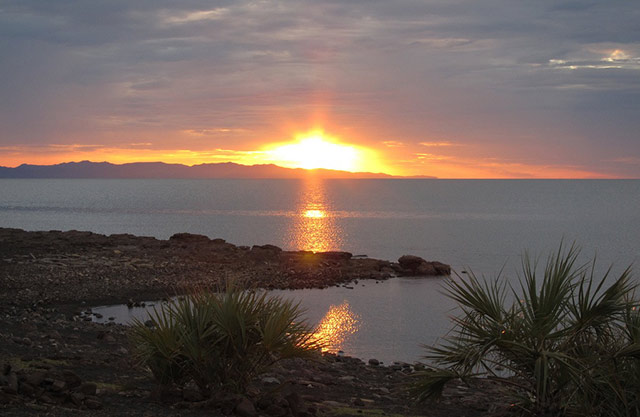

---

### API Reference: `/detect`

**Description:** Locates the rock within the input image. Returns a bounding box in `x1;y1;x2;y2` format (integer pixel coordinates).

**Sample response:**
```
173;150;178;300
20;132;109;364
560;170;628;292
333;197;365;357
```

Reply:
63;370;82;388
39;393;56;404
285;392;303;416
51;380;67;392
416;262;437;275
7;372;18;393
84;396;102;409
0;391;15;404
70;392;85;406
257;396;273;409
235;397;258;417
78;382;97;396
322;400;349;407
19;382;35;396
169;233;211;244
261;376;281;385
368;358;380;366
252;244;282;252
265;404;287;417
398;255;425;270
432;261;452;275
183;387;204;402
397;255;450;276
149;385;182;404
316;251;352;261
353;398;365;407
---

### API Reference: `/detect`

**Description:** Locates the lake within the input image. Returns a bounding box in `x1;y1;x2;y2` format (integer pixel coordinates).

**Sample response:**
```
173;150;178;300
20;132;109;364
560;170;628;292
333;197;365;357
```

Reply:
2;178;639;362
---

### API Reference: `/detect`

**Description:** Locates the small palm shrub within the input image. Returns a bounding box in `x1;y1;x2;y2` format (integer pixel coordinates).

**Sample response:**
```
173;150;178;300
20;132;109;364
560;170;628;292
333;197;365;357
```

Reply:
413;244;640;416
130;286;321;395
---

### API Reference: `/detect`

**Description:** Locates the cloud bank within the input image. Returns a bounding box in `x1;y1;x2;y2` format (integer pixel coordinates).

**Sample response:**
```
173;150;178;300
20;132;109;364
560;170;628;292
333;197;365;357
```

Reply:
1;0;639;177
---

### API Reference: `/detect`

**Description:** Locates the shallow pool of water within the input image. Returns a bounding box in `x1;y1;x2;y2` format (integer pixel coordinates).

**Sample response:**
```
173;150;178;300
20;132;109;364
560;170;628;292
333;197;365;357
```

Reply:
90;276;456;364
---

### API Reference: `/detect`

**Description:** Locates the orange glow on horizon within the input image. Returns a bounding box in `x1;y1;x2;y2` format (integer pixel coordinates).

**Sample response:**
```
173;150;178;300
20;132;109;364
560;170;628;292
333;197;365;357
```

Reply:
0;131;622;179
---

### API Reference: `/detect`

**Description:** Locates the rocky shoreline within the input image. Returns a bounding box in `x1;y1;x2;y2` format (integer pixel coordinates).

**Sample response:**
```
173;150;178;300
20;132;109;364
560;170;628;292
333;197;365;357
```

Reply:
0;228;450;313
0;228;509;416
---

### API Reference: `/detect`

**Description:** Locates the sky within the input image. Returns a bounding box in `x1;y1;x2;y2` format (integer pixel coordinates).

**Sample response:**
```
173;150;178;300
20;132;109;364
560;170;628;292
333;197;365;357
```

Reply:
1;0;639;178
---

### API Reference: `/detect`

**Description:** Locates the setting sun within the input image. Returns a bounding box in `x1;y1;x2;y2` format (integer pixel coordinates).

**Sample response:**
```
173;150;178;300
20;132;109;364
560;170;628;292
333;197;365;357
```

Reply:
265;132;364;172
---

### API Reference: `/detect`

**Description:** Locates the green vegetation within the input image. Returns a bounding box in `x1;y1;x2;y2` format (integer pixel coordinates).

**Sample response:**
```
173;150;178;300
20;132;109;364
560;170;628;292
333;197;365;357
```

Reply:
413;244;640;416
130;285;321;396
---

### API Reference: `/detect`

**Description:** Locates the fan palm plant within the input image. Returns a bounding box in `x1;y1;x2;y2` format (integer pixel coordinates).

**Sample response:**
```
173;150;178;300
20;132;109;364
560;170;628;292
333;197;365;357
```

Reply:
413;244;640;416
130;284;321;396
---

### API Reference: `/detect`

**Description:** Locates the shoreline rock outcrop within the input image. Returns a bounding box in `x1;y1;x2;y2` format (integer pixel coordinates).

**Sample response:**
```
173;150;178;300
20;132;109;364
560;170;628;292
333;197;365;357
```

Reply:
0;228;450;313
396;255;452;276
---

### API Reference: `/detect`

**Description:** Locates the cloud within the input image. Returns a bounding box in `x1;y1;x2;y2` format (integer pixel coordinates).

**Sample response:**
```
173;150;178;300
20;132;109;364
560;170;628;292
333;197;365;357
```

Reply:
0;0;639;176
382;141;405;148
419;141;459;147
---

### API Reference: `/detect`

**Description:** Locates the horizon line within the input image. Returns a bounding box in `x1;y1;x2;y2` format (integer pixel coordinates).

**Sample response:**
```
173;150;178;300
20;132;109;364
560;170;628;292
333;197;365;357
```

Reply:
1;159;638;179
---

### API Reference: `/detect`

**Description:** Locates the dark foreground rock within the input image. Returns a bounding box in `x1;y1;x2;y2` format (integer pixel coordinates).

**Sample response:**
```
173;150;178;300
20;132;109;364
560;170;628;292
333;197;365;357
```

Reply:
0;307;508;416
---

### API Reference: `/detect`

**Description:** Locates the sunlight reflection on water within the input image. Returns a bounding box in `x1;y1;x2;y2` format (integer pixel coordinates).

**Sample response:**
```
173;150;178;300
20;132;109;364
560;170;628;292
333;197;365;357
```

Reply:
313;301;360;353
288;178;343;252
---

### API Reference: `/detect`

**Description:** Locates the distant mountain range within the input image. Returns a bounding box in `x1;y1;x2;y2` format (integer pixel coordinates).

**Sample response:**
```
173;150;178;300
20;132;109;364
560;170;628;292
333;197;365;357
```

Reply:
0;161;435;179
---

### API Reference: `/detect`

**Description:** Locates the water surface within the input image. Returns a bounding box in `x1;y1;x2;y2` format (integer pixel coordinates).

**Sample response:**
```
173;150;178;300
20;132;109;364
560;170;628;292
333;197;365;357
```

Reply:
92;277;454;364
3;179;639;362
2;179;638;275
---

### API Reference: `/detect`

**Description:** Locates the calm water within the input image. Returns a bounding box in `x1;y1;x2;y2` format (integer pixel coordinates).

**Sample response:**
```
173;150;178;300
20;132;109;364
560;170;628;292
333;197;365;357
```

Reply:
3;179;640;362
91;278;452;364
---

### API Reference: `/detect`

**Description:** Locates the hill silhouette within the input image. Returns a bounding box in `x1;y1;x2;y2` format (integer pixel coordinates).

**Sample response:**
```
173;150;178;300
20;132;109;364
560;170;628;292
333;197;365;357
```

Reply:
0;161;435;179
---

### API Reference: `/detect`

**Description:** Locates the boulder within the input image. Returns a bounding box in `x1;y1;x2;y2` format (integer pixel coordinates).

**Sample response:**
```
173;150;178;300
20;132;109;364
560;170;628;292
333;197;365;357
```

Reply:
398;255;425;270
397;255;450;276
169;233;211;244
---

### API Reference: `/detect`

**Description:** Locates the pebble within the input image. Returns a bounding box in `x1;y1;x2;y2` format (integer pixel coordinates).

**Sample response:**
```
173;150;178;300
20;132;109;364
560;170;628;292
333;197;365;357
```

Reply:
261;376;281;385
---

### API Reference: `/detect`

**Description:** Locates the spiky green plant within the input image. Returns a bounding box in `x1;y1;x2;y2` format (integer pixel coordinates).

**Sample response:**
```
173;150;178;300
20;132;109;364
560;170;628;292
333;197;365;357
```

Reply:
130;285;321;395
413;244;640;416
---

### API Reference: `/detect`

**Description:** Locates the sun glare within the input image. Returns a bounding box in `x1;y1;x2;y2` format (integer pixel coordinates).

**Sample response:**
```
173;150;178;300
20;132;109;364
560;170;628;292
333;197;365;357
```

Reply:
265;132;363;172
